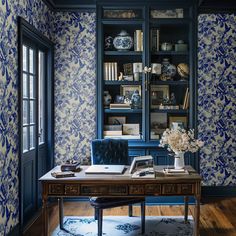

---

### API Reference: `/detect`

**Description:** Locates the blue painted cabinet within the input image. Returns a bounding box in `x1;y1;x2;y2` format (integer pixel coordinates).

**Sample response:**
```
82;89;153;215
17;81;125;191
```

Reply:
96;0;198;169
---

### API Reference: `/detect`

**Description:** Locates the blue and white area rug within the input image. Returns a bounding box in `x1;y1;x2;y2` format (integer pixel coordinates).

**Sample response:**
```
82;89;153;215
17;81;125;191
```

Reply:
52;216;193;236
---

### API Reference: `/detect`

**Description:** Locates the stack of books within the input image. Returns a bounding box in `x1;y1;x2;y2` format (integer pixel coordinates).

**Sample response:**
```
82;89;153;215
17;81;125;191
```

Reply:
163;168;189;175
51;171;75;178
109;103;131;109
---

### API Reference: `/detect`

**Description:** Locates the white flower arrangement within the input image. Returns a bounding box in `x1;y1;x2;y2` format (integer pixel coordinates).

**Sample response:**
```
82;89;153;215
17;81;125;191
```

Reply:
160;128;204;154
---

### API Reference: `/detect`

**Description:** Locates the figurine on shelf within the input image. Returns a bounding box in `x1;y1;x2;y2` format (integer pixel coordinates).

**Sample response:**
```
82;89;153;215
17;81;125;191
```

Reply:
103;91;112;108
131;90;141;109
118;72;123;81
170;92;177;105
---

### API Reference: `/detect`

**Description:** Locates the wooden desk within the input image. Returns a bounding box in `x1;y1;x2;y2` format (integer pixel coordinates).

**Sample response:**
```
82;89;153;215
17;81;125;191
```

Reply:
39;165;201;236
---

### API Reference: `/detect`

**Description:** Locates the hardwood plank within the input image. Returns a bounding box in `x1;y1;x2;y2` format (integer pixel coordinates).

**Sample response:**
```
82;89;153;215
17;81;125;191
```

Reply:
23;197;236;236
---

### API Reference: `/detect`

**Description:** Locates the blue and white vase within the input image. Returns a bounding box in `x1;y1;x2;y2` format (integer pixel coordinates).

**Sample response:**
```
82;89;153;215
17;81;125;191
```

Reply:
113;30;133;51
160;58;176;81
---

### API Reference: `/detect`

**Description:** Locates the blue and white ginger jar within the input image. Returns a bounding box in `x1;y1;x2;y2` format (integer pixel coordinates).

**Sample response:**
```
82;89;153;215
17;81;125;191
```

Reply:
160;58;176;81
113;30;133;51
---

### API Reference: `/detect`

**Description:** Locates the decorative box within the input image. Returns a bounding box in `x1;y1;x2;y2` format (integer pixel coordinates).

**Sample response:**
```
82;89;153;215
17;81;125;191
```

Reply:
175;40;188;52
61;161;80;172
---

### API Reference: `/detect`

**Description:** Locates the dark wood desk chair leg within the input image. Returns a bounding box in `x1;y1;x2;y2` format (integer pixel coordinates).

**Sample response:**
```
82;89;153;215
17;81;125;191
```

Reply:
58;197;64;229
184;196;189;223
141;202;145;234
94;208;98;220
97;208;103;236
128;204;133;217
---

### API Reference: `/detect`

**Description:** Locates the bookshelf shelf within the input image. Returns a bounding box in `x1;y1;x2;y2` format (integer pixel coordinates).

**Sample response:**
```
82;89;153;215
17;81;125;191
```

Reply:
104;109;142;113
104;51;143;56
150;18;192;26
102;19;143;25
150;109;189;114
150;80;188;85
104;81;142;85
151;51;189;56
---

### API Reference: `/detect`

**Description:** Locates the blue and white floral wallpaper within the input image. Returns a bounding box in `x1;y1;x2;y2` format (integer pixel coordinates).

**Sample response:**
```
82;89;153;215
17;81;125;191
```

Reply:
53;12;96;166
0;0;54;234
198;14;236;186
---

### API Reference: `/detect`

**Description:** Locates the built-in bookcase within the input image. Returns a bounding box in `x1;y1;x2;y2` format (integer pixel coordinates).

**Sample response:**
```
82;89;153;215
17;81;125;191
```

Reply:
96;0;198;168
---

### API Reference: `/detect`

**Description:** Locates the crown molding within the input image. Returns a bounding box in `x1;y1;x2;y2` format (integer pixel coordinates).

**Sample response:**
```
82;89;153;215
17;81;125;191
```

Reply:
42;0;236;13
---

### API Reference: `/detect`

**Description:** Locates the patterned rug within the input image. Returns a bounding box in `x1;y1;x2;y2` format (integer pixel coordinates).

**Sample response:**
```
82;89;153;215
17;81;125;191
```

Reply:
52;216;193;236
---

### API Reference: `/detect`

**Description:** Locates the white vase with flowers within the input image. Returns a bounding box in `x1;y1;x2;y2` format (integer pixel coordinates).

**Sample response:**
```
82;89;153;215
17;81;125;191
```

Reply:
160;128;204;169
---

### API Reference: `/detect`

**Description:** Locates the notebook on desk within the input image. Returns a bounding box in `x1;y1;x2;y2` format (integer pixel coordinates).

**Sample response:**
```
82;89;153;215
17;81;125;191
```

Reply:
85;165;125;174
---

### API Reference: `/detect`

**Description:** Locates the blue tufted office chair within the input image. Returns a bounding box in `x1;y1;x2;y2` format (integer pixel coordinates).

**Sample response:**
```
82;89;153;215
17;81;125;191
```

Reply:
89;139;145;236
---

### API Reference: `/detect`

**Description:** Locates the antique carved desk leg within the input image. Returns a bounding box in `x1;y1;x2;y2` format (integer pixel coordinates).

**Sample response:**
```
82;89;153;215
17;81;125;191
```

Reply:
184;196;189;223
42;186;48;236
58;197;64;229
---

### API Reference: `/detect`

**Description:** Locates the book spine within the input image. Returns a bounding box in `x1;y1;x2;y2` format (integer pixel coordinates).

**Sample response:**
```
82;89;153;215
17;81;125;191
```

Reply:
134;31;137;51
108;62;112;81
156;29;160;51
111;62;114;81
141;31;143;51
114;62;118;81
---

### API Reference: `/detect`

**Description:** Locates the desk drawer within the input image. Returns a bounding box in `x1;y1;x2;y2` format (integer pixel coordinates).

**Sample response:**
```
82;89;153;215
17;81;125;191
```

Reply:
81;185;128;196
145;184;161;195
65;184;80;195
162;184;178;194
48;184;64;195
129;185;145;195
162;184;194;195
181;184;193;194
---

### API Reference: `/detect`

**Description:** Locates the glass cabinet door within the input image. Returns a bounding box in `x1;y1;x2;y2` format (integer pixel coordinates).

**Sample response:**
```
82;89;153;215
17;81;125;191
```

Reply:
148;6;190;141
101;6;146;141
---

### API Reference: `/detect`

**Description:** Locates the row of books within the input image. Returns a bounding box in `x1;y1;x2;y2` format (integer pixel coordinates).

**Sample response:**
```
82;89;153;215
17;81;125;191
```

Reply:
104;62;118;81
134;30;143;51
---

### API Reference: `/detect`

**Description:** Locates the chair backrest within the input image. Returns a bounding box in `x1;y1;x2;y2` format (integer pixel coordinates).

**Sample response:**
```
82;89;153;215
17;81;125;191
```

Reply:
91;139;129;165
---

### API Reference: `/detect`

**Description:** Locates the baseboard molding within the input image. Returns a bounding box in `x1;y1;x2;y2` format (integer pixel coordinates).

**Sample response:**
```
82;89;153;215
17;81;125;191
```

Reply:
202;186;236;197
7;224;20;236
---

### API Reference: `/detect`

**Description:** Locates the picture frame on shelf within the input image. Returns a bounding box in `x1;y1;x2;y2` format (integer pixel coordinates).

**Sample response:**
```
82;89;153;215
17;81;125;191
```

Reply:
150;113;167;136
121;85;142;101
123;63;133;75
168;115;187;129
123;124;140;135
108;116;126;125
150;85;169;108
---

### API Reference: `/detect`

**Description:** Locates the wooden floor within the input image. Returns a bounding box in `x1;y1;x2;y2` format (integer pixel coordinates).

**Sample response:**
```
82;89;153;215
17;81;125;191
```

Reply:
24;197;236;236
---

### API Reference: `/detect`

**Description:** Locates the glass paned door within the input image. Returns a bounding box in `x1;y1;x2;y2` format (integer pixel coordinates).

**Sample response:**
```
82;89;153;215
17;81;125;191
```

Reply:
21;40;48;224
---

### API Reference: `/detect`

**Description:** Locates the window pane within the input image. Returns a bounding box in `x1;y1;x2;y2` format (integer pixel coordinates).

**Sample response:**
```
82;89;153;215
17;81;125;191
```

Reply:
23;45;27;72
29;126;35;149
23;100;28;125
30;101;35;124
39;51;45;143
23;73;28;98
29;48;34;73
23;127;28;152
29;75;35;98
